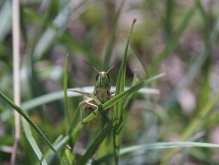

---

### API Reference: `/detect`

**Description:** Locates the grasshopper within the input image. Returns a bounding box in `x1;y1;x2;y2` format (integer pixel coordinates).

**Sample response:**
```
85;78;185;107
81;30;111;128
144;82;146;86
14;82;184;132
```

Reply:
73;60;121;130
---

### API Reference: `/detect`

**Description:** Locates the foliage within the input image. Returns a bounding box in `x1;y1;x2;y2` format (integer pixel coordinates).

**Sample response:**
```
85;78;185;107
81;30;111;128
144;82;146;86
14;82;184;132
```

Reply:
1;0;219;164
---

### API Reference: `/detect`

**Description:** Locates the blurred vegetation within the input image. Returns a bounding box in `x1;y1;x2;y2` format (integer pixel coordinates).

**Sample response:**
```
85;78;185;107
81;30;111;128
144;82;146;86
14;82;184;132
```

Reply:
1;0;219;164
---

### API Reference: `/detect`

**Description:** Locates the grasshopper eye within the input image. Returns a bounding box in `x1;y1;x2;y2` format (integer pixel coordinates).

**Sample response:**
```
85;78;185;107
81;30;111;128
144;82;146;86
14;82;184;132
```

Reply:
106;73;110;80
96;74;100;80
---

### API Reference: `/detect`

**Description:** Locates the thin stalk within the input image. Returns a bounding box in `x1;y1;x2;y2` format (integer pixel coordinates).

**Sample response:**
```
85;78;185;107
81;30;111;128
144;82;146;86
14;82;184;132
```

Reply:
11;0;20;164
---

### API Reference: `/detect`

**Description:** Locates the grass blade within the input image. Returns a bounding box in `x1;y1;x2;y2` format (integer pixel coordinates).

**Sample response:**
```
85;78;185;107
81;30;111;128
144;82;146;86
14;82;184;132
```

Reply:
21;118;48;165
93;140;219;165
0;86;159;122
41;135;63;165
64;145;74;165
113;18;136;165
123;69;137;109
0;92;67;165
64;54;70;132
104;73;164;110
11;0;21;162
120;142;219;155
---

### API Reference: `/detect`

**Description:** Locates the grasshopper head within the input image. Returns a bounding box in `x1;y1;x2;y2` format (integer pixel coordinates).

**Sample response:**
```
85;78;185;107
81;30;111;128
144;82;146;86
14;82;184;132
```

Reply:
84;60;121;89
84;60;121;102
85;61;121;88
95;71;110;89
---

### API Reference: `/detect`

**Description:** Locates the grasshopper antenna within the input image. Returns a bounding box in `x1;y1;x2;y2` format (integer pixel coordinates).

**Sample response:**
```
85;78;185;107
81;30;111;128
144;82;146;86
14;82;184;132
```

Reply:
84;61;100;74
106;60;122;73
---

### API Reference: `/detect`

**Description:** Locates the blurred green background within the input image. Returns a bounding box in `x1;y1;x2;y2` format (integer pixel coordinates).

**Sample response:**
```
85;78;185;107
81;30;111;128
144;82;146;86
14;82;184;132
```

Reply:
1;0;219;164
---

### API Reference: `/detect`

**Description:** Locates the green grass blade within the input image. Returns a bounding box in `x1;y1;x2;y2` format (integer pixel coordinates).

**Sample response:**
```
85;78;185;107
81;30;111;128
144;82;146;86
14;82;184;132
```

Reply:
93;141;219;164
181;92;219;140
78;122;113;165
197;0;208;28
161;90;219;165
64;54;70;132
0;0;12;42
120;142;219;155
104;73;164;110
164;0;173;35
103;0;125;70
21;118;48;165
123;69;137;109
0;92;67;165
0;86;159;122
122;69;137;126
41;135;63;165
64;145;74;165
113;19;136;165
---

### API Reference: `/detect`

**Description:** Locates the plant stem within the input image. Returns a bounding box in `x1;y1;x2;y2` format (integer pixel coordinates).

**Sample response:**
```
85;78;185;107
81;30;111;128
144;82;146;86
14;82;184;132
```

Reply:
10;0;20;164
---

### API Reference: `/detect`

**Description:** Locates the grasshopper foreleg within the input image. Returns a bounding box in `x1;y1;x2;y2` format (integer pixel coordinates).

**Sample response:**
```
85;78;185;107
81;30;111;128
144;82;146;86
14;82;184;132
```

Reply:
79;98;98;124
111;93;115;98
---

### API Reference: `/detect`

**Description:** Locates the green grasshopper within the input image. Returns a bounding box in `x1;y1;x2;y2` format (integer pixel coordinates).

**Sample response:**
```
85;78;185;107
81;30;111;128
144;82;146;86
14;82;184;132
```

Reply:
73;60;121;130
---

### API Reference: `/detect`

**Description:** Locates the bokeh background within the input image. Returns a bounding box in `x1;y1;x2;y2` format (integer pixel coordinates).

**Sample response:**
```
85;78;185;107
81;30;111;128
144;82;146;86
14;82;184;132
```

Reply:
1;0;219;164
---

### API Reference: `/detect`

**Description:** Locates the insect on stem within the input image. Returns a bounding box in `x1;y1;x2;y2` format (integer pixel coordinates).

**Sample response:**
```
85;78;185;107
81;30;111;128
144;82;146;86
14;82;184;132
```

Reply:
72;60;122;131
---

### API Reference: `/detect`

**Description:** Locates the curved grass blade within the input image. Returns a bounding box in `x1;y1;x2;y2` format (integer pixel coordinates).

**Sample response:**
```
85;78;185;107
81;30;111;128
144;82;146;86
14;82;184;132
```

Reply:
104;73;165;111
164;0;173;35
39;135;63;165
0;86;159;122
0;92;67;165
120;142;219;155
113;18;136;165
121;69;138;130
93;142;219;165
123;69;137;109
21;118;48;165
